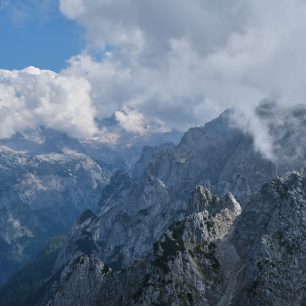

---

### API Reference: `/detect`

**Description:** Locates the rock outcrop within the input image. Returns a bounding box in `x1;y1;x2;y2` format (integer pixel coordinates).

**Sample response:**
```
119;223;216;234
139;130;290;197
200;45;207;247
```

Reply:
55;107;305;273
43;169;306;306
41;187;242;306
0;147;110;284
3;104;306;305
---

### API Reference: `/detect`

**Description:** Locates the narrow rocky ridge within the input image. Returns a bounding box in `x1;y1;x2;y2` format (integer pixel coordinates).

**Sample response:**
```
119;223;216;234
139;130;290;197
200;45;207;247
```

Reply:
43;187;242;306
3;104;306;305
41;168;306;306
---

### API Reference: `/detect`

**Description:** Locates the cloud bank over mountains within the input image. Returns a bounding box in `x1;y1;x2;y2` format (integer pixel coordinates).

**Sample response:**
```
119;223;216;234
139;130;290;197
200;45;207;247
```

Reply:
0;0;306;158
0;67;97;138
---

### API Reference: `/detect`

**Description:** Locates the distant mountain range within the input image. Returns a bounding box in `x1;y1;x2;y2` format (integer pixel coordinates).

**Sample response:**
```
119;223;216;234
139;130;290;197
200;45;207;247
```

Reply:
0;104;306;306
0;115;182;171
0;115;181;286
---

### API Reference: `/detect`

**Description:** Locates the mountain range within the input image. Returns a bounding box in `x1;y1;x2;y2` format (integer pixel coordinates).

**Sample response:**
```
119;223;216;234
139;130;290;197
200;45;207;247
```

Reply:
0;115;181;286
0;103;305;305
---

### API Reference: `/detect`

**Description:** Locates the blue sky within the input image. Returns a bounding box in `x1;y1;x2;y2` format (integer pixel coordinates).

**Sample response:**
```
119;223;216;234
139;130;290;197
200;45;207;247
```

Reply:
0;0;304;146
0;0;83;72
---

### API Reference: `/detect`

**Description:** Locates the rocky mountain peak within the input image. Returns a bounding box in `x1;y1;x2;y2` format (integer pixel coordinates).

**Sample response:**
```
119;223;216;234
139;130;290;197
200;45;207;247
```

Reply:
1;108;306;306
189;185;241;217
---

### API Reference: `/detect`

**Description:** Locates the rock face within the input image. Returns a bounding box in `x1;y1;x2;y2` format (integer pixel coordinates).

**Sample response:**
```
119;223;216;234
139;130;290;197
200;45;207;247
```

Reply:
0;147;111;284
39;187;242;306
41;169;306;306
126;190;242;306
231;170;306;306
55;107;306;273
132;142;176;180
0;116;181;287
3;104;306;305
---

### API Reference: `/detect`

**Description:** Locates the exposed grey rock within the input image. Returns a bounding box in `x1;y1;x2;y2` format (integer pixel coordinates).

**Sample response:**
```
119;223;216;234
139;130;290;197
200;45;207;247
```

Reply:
231;169;306;306
53;210;101;273
5;105;306;305
45;169;306;306
56;105;306;280
45;255;110;306
41;187;242;306
132;143;176;180
0;147;111;284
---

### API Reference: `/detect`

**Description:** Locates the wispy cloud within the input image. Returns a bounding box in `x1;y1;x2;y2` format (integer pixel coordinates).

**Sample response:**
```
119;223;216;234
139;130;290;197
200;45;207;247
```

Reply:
0;0;306;158
59;0;306;157
1;0;57;26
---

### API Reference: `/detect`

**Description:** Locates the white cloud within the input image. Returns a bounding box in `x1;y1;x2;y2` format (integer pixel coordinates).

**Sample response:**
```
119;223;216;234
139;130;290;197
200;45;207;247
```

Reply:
59;0;84;19
115;108;146;135
59;0;245;55
1;0;306;154
59;0;306;158
0;67;97;138
0;0;57;25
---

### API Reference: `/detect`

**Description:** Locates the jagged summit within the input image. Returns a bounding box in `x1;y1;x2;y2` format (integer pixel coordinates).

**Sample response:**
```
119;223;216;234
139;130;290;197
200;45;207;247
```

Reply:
39;168;306;306
0;147;110;285
35;186;242;306
1;107;306;306
50;106;306;278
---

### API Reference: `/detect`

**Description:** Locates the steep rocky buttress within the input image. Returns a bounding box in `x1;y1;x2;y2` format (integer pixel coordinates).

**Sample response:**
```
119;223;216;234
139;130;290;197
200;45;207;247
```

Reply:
3;104;306;306
42;169;306;306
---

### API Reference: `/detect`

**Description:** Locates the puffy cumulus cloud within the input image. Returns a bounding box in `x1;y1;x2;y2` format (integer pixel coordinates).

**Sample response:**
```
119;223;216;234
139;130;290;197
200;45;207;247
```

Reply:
115;108;146;135
66;53;133;119
0;67;97;139
1;1;305;152
115;104;170;135
59;0;245;55
64;39;228;132
59;0;306;158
